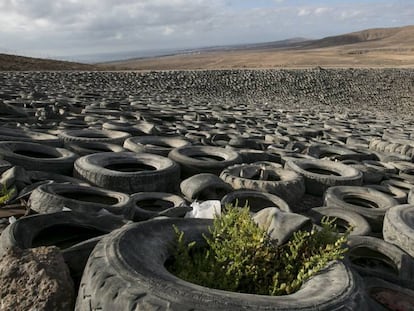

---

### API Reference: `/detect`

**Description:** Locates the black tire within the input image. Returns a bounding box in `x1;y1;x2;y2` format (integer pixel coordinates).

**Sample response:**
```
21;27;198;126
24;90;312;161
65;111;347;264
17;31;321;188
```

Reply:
74;152;180;194
220;162;305;206
285;159;363;196
0;141;78;174
0;159;12;175
383;204;414;258
65;141;127;156
130;192;189;221
27;170;88;185
0;211;126;291
58;129;131;145
307;143;359;161
124;136;191;157
363;277;414;311
306;207;371;236
76;218;368;311
365;184;407;204
180;173;233;201
0;127;62;147
28;183;134;218
169;145;243;177
221;190;291;213
323;186;398;232
346;235;414;289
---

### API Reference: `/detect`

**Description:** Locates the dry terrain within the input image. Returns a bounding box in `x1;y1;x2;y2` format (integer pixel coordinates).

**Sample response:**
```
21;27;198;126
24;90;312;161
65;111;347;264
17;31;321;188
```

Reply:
102;25;414;70
0;54;98;71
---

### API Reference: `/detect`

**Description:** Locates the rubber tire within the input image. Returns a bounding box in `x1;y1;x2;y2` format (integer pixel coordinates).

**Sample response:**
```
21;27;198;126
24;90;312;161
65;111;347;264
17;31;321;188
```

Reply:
323;186;399;232
75;218;368;311
285;159;363;196
365;184;407;204
28;183;134;219
74;152;180;194
0;126;62;147
58;129;131;145
0;141;78;174
180;173;233;201
65;141;127;156
306;207;371;236
220;163;305;206
130;192;189;221
168;146;242;178
124;136;191;157
346;235;414;289
383;204;414;258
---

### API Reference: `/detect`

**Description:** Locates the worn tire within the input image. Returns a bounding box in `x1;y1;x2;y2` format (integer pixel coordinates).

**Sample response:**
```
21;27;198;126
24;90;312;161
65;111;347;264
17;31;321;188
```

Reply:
28;183;133;218
324;186;398;232
0;141;78;174
59;129;131;145
76;218;368;311
65;141;127;156
130;192;188;221
221;190;291;213
285;159;363;196
220;163;305;205
306;207;371;236
124;136;191;157
180;173;233;201
383;204;414;258
346;235;414;289
74;152;180;194
168;145;242;177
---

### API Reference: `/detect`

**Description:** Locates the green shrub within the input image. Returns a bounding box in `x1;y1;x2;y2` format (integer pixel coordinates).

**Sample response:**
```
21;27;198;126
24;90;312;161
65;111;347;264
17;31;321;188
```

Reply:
168;204;349;296
0;183;15;205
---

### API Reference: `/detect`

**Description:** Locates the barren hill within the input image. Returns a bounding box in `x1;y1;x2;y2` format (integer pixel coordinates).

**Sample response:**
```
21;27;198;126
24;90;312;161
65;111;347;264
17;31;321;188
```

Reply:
0;53;97;71
103;25;414;70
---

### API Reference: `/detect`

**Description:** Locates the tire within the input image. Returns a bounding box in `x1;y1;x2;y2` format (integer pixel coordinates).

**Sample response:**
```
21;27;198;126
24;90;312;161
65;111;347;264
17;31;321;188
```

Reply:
168;146;242;178
124;136;191;156
0;141;78;174
74;152;180;194
285;159;363;196
27;170;88;185
365;184;407;204
130;192;189;221
383;204;414;258
323;186;398;232
307;143;359;161
306;207;371;236
346;235;414;289
0;211;126;290
363;277;414;311
65;141;127;156
0;159;12;175
0;127;62;147
75;218;368;311
28;183;134;218
58;129;131;145
180;173;233;201
221;190;291;213
220;163;305;206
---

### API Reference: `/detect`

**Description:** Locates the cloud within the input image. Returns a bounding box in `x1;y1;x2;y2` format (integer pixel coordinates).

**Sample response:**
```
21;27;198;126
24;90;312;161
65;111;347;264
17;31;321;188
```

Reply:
0;0;412;59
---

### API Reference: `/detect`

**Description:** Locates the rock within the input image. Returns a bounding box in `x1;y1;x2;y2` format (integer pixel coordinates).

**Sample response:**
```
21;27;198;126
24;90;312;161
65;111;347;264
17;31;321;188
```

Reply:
0;246;74;311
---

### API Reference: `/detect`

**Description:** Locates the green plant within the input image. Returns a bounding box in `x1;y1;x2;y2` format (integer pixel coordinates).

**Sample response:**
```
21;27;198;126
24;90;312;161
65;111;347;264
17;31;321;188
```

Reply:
168;204;350;296
0;183;16;205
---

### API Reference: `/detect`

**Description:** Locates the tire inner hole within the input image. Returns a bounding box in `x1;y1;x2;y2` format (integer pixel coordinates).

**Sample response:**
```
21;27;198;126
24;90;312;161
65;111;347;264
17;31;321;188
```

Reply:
105;162;156;172
136;199;175;211
32;224;106;249
343;195;379;209
349;247;398;276
305;167;341;176
191;154;225;162
61;192;119;205
14;150;57;158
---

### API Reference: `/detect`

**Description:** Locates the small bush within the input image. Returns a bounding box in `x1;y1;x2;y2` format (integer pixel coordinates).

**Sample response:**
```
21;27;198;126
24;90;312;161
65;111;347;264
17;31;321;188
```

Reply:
0;184;15;205
168;205;349;296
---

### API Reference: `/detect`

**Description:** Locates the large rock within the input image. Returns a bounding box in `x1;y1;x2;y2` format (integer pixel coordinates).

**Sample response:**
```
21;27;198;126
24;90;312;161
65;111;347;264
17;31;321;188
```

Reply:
0;246;74;311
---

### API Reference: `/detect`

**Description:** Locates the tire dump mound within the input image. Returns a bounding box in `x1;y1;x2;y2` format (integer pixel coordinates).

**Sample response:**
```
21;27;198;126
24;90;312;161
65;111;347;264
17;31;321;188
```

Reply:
0;69;414;310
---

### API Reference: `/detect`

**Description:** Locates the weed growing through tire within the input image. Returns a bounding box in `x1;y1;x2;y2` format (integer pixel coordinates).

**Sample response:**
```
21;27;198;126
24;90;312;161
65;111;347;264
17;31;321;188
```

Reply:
0;184;15;205
168;204;350;296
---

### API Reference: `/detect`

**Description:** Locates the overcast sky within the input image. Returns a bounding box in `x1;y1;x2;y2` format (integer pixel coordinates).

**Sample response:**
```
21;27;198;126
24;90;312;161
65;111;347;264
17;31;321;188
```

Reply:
0;0;413;61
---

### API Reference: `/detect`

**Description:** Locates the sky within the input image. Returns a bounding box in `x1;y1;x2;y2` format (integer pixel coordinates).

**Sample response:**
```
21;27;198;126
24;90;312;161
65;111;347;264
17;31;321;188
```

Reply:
0;0;413;62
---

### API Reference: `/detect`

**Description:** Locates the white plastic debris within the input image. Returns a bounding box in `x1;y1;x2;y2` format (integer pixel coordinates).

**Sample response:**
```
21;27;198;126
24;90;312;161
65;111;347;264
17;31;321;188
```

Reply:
62;206;72;211
8;216;17;224
185;200;221;219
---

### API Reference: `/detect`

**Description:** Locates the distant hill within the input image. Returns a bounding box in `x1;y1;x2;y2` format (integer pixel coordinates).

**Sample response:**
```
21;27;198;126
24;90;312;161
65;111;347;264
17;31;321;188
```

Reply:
0;53;98;71
102;25;414;70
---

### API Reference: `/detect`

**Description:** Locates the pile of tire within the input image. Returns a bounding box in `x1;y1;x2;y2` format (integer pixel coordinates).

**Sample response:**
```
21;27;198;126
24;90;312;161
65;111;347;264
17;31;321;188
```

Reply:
0;70;414;310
